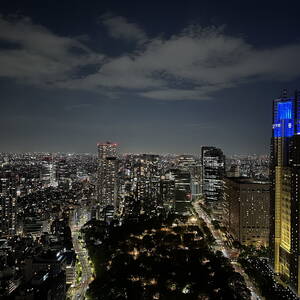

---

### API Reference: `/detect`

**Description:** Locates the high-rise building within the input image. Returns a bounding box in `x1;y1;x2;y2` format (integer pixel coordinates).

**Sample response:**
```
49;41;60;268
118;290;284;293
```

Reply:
227;164;240;177
56;159;70;188
97;142;118;210
226;177;270;247
201;146;225;202
177;155;202;200
0;169;17;236
126;154;162;216
0;196;16;236
270;90;300;294
41;157;56;187
160;174;175;211
165;169;192;215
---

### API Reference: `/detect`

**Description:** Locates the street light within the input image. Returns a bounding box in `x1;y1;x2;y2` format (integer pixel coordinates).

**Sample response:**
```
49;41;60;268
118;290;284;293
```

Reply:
188;216;197;224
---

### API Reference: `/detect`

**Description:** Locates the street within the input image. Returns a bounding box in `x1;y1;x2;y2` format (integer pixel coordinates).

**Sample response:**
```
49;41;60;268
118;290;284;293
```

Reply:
192;200;262;300
70;209;93;300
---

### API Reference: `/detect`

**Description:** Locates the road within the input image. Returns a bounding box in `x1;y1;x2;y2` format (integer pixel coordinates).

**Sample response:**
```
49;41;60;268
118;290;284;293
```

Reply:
70;209;93;300
192;200;262;300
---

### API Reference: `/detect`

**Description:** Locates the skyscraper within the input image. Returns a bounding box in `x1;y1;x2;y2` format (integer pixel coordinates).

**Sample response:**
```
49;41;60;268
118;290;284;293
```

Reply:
164;168;191;215
177;155;202;200
97;142;118;210
41;157;56;187
201;146;225;202
0;196;16;236
56;159;70;188
0;169;17;236
270;90;300;294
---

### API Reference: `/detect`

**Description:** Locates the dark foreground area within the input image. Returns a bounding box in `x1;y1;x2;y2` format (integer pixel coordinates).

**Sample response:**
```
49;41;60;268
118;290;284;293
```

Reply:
82;214;251;300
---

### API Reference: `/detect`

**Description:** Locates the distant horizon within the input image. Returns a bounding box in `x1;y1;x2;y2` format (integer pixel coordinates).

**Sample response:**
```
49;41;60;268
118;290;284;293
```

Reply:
0;149;270;157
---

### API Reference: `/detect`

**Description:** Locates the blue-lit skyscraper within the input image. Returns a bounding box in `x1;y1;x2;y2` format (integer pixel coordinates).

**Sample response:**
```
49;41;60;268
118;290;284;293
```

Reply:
270;90;300;295
273;98;294;138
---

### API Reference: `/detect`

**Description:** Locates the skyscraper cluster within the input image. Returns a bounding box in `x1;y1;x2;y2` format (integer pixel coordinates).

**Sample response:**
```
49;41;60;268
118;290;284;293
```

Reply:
117;153;173;217
4;90;300;298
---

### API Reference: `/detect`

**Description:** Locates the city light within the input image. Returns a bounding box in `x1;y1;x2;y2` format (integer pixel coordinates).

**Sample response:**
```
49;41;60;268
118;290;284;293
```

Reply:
1;2;300;299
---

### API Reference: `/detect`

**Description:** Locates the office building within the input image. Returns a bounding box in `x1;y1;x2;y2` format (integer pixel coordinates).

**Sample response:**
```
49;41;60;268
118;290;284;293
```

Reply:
0;196;16;236
97;142;118;209
270;90;300;294
0;169;17;236
201;146;225;202
178;155;202;200
165;169;192;215
160;175;175;211
56;159;70;188
41;158;56;187
226;177;270;247
125;154;162;215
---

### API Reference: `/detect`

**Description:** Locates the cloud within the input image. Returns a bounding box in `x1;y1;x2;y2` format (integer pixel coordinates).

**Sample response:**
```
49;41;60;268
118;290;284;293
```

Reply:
0;15;103;85
100;13;147;42
140;88;212;101
64;103;92;111
1;15;300;100
183;123;215;129
59;23;300;100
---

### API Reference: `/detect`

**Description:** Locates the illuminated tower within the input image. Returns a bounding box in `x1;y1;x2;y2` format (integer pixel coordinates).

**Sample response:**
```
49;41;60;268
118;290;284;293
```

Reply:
97;142;118;209
270;90;300;294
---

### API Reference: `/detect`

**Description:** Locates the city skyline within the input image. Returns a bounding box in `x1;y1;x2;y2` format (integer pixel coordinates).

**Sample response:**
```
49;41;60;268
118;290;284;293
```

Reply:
3;2;300;299
1;1;300;154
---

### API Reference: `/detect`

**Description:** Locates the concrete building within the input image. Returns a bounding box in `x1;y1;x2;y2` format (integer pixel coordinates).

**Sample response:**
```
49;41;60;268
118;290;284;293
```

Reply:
160;175;175;211
0;196;16;236
56;159;70;188
165;169;192;215
226;177;270;247
41;157;57;187
201;146;225;202
97;142;118;210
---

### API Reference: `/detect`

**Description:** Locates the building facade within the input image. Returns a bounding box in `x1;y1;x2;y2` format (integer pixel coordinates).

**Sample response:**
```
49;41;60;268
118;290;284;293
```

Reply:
0;196;16;236
165;169;192;215
0;169;17;236
201;146;225;202
177;155;202;200
97;142;118;209
270;90;300;294
56;159;70;188
226;177;270;247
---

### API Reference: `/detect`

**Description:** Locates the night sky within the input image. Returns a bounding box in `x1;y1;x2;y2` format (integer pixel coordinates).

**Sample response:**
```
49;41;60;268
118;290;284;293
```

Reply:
1;0;300;155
